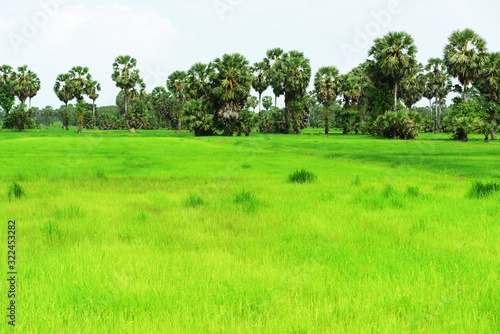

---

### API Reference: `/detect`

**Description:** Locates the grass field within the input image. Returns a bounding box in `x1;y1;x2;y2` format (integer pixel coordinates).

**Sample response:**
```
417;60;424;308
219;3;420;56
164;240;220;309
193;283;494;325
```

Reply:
1;128;499;333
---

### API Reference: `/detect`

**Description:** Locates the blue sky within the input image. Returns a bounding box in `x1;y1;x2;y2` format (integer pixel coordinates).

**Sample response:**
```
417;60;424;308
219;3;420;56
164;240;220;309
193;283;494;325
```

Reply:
1;0;498;108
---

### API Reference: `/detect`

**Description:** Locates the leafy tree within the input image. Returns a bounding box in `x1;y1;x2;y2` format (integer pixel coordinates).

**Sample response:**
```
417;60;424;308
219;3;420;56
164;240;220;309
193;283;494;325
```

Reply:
0;65;15;115
475;52;500;140
167;70;187;131
185;63;214;100
211;53;252;135
262;96;273;111
443;28;488;101
112;55;145;131
236;109;258;136
399;64;424;109
314;66;340;135
246;96;258;112
150;86;174;129
183;99;214;136
10;66;40;131
69;66;92;134
251;60;270;112
368;31;418;111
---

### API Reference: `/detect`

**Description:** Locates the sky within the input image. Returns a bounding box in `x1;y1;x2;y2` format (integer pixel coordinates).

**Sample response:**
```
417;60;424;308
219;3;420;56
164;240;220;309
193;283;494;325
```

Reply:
1;0;499;108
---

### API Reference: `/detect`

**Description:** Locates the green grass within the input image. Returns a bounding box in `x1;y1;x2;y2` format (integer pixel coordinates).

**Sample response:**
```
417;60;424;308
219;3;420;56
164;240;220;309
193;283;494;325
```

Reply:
1;127;499;333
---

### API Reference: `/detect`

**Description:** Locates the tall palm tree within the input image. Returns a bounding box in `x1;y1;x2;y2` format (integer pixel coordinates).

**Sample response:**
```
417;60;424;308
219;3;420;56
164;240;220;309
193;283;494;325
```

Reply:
314;66;340;135
443;28;488;101
26;71;41;111
211;53;252;135
424;58;452;133
167;70;187;132
12;66;32;111
88;80;101;128
251;60;270;113
0;65;15;114
399;64;424;109
69;66;92;134
368;31;418;111
54;73;74;131
265;48;285;107
282;50;311;134
185;63;214;101
112;55;144;131
476;52;500;140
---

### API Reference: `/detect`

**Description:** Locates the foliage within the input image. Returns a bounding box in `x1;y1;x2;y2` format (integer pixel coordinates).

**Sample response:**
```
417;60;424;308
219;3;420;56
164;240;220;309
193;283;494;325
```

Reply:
442;98;487;141
236;110;258;136
7;181;25;201
288;169;316;184
372;110;422;139
468;181;500;198
183;99;214;136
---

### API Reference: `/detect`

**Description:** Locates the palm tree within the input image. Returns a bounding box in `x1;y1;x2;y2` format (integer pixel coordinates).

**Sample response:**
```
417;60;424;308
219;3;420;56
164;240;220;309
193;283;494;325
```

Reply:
167;70;187;131
262;96;273;111
185;63;214;101
54;73;74;131
399;64;424;109
112;55;144;131
282;50;311;134
476;52;500;140
443;28;488;101
265;48;285;107
368;31;418;111
11;66;40;131
211;53;252;135
0;65;15;114
314;66;340;135
69;66;93;134
251;60;270;113
88;80;101;128
424;58;452;133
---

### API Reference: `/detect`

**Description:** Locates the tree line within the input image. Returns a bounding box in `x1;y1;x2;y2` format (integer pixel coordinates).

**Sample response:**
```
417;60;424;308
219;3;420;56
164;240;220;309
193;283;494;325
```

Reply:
0;28;498;141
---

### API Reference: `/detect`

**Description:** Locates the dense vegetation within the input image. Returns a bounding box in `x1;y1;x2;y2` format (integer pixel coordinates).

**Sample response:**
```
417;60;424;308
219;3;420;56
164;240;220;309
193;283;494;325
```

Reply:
1;28;498;140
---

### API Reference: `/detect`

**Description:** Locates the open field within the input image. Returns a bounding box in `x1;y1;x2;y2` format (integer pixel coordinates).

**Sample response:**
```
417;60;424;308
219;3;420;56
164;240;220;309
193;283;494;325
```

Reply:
1;128;499;333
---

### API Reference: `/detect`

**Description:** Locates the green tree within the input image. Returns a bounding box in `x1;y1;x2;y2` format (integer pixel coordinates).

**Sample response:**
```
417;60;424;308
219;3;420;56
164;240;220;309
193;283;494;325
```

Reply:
251;60;270;112
0;65;15;115
444;28;488;101
282;50;312;134
475;52;500;140
211;53;252;135
69;66;92;134
265;48;285;107
424;58;452;133
185;63;214;100
54;73;73;130
88;80;101;128
183;98;214;136
262;96;273;111
150;86;174;129
112;55;145;132
399;64;425;109
167;70;187;131
368;31;418;111
314;66;340;135
11;66;40;131
246;96;258;112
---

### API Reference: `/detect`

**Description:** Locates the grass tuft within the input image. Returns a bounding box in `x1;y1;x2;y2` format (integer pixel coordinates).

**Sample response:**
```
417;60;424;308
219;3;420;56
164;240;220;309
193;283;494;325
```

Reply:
288;169;316;184
8;181;25;200
233;190;259;212
406;186;420;198
468;181;500;198
185;194;205;208
41;222;63;242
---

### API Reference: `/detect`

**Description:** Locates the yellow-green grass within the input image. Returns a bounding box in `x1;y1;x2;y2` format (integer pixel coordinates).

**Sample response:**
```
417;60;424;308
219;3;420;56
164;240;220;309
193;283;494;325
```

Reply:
0;128;499;333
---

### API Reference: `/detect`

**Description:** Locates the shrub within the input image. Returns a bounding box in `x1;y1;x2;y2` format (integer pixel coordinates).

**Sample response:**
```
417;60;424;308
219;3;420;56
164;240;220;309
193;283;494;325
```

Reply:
185;194;205;208
288;169;316;184
372;110;422;139
233;190;259;212
468;181;500;198
7;181;24;200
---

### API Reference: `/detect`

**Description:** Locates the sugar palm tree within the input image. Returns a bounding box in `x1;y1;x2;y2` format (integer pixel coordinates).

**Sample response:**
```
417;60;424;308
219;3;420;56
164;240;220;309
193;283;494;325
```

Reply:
167;70;187;131
251;60;270;113
265;48;285;107
185;63;214;101
88;80;101;128
282;50;311;134
368;31;418;111
211;53;252;135
443;28;487;101
0;65;15;114
476;52;500;140
314;66;340;135
54;73;74;131
112;55;144;131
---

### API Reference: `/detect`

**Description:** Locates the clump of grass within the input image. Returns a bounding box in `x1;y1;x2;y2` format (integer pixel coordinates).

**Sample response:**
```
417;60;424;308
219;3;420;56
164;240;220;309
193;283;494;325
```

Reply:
381;184;396;198
468;181;500;198
242;164;252;169
352;175;361;186
8;181;25;200
233;190;259;213
406;186;420;198
95;170;107;180
185;194;205;208
288;169;316;184
41;222;63;242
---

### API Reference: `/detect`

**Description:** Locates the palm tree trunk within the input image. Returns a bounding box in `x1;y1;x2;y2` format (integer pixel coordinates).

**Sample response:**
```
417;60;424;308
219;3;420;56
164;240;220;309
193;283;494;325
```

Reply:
65;103;69;131
124;90;130;131
434;98;439;134
462;83;468;102
275;95;278;108
258;92;262;113
490;107;497;140
92;100;96;129
393;83;398;112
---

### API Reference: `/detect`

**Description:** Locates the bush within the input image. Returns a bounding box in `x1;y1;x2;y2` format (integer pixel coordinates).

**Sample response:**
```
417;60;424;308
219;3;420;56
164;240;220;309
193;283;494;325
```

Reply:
372;110;422;139
185;194;205;208
8;181;25;200
288;169;316;184
468;181;500;198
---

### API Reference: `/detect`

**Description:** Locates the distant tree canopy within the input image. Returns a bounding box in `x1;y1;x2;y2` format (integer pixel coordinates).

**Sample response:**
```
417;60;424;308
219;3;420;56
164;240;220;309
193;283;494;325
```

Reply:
1;28;498;140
